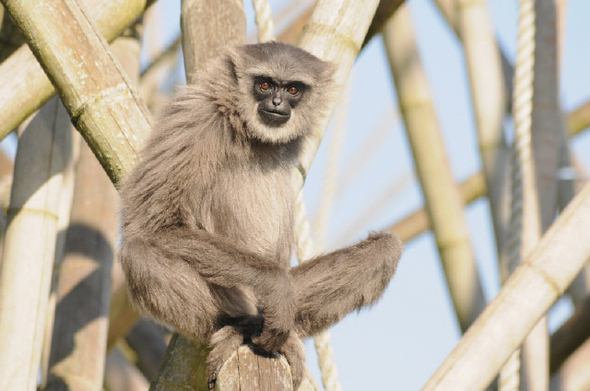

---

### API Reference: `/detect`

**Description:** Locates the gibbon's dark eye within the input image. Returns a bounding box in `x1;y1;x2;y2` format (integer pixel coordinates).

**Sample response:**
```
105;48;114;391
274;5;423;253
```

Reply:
287;86;299;95
260;82;271;91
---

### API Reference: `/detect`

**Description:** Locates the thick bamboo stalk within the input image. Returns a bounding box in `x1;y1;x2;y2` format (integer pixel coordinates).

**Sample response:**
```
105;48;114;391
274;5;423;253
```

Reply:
297;0;381;178
44;31;138;391
107;284;141;351
139;36;181;109
181;0;246;84
449;0;510;275
40;128;79;387
0;96;72;391
277;5;312;45
434;0;514;112
383;4;485;332
45;139;119;391
362;0;405;47
0;0;155;150
1;0;152;185
149;334;210;391
214;346;292;391
421;180;590;391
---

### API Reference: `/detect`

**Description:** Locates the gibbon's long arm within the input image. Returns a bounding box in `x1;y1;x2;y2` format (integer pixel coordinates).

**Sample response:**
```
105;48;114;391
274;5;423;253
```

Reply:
291;231;403;337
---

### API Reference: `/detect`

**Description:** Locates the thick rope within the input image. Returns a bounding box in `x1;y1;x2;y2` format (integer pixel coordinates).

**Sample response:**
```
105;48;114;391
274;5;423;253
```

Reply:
295;192;343;391
499;0;536;389
251;1;343;389
308;83;351;391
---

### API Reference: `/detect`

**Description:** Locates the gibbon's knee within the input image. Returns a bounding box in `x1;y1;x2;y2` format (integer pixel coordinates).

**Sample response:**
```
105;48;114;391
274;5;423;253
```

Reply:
120;236;224;340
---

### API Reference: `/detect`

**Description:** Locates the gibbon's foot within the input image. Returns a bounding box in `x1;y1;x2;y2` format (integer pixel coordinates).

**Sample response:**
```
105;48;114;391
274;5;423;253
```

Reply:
207;326;244;389
278;332;306;390
251;326;291;354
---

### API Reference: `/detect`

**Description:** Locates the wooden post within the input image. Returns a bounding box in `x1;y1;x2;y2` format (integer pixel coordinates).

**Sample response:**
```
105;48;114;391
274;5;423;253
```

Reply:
215;346;293;391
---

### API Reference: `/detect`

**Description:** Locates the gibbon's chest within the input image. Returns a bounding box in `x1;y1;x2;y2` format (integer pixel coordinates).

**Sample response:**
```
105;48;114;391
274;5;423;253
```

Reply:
200;165;295;261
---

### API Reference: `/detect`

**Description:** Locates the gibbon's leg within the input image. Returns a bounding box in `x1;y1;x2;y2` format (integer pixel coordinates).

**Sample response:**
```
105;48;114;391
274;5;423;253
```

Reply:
119;228;295;349
290;232;403;338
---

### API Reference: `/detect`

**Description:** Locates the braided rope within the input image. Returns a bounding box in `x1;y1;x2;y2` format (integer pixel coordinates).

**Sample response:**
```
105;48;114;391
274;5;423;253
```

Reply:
499;0;536;389
295;192;343;391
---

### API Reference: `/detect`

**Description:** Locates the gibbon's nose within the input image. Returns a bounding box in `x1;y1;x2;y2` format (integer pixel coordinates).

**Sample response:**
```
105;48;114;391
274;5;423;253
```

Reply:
272;95;282;106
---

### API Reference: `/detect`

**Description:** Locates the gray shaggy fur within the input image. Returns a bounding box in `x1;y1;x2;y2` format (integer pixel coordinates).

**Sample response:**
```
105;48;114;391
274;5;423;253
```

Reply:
119;41;403;389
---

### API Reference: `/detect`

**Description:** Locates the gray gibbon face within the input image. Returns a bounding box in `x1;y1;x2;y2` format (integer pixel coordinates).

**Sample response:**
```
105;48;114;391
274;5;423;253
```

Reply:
229;42;336;145
253;76;305;127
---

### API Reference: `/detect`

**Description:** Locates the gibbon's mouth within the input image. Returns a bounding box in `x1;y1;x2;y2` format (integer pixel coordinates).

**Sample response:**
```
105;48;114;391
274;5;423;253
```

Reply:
262;108;289;117
259;108;291;126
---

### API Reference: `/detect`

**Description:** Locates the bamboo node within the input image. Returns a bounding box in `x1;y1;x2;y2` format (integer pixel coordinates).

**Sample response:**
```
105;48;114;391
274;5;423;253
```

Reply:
6;206;59;221
70;83;136;123
522;261;562;296
301;21;361;56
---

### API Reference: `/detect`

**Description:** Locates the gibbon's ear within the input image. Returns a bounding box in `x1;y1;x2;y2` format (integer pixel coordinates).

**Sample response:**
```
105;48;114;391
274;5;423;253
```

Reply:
225;45;257;83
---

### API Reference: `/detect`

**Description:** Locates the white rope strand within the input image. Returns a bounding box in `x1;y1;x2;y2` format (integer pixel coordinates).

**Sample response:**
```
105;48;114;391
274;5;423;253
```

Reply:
294;192;343;391
499;0;536;389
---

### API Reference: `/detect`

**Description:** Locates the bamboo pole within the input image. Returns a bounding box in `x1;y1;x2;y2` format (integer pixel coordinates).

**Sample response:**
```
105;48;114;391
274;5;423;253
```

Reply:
445;0;510;274
139;36;182;109
106;283;141;351
181;0;246;84
362;0;405;48
296;0;381;178
421;180;590;391
0;96;72;391
45;139;119;391
44;30;140;390
40;128;79;387
433;0;514;113
0;0;155;146
383;4;485;332
149;334;210;391
1;0;152;185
